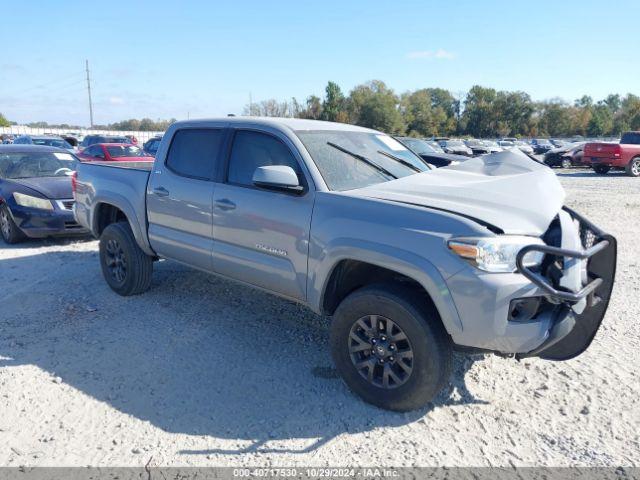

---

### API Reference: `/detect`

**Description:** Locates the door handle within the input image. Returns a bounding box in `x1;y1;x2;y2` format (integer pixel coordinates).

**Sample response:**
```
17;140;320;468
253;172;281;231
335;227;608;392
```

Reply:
214;198;236;211
152;186;169;197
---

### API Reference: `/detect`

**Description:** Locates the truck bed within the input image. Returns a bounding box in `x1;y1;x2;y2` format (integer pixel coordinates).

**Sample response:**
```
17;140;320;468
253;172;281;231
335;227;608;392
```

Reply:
74;160;153;247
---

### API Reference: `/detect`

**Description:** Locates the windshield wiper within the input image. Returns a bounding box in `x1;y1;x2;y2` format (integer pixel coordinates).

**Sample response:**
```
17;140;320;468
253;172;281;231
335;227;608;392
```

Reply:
376;150;424;173
327;142;397;179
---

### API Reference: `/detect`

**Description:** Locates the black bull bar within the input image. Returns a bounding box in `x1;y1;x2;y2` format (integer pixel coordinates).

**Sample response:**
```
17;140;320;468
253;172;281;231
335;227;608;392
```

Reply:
515;207;617;360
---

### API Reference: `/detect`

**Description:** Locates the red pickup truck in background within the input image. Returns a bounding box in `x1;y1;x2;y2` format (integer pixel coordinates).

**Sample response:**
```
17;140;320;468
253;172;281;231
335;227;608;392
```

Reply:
583;131;640;177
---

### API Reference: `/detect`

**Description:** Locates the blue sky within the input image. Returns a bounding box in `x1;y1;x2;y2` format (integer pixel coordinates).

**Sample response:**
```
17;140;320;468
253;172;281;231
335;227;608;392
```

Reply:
1;0;638;126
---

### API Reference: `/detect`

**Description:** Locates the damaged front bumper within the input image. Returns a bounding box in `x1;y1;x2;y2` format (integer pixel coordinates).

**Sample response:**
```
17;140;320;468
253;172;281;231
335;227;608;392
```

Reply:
514;207;617;360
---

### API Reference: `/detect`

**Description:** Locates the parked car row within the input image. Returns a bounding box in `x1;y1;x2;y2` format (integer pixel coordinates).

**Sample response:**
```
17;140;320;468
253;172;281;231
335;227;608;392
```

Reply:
4;126;637;245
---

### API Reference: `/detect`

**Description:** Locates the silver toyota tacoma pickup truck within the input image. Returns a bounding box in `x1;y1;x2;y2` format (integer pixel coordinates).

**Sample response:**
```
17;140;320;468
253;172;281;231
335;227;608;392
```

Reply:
74;118;617;411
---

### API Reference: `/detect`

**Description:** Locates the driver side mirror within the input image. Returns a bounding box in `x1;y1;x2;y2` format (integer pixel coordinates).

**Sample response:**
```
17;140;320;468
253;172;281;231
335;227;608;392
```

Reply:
252;165;303;193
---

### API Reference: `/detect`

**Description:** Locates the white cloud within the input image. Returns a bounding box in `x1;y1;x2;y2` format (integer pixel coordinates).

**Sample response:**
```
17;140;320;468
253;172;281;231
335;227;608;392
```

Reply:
109;96;125;105
406;49;455;60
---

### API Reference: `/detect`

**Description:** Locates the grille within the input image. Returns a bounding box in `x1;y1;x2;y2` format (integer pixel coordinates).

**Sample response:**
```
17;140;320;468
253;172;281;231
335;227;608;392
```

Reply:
580;225;597;250
55;199;74;211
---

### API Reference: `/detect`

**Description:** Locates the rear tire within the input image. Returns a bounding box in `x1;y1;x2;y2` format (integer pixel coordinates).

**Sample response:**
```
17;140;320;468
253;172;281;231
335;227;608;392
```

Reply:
593;165;610;175
0;204;26;244
330;283;452;411
99;221;153;296
626;157;640;177
561;158;571;169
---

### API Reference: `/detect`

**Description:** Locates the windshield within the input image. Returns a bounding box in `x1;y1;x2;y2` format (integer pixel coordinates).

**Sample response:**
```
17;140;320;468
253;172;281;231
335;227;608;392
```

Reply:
465;140;482;146
32;138;72;149
399;138;438;154
535;139;551;145
0;151;78;179
445;140;465;147
106;145;147;158
296;130;430;191
427;141;444;152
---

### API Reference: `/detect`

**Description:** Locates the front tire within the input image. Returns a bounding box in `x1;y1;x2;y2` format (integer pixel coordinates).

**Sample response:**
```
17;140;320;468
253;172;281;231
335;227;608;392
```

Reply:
626;157;640;177
593;165;610;175
330;283;452;411
99;221;153;296
561;158;571;169
0;204;26;244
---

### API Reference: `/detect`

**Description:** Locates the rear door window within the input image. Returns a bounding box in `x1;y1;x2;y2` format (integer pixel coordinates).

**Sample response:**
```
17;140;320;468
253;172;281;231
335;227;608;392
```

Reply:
165;129;223;180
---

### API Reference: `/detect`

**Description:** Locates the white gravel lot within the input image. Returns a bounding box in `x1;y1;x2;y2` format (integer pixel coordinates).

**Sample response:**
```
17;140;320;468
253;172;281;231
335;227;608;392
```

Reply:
0;168;638;468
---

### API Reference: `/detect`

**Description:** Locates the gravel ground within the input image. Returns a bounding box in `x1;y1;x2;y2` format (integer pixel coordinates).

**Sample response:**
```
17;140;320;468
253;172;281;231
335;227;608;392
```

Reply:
0;168;638;467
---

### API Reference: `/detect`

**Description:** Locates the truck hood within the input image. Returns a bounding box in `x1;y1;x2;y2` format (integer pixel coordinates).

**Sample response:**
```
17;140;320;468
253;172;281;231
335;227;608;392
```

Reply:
348;149;565;235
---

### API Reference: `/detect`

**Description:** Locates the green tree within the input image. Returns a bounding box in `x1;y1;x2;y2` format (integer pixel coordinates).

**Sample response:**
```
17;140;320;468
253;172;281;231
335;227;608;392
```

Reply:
587;104;613;137
537;100;573;136
426;88;457;135
347;80;405;134
0;113;12;127
294;95;323;119
321;81;347;122
401;89;435;136
461;85;497;137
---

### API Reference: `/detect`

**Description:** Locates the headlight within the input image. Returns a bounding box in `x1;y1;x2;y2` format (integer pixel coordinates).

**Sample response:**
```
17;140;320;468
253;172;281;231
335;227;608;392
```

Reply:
13;192;54;210
448;236;545;273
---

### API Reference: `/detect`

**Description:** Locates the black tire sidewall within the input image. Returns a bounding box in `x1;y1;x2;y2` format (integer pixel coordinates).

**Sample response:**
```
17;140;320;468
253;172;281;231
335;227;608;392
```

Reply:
99;222;142;295
331;286;451;411
0;204;24;244
627;158;640;177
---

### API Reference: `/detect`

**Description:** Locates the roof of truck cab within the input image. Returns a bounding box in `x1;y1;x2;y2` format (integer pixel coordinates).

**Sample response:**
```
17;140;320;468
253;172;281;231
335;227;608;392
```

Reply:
174;117;377;133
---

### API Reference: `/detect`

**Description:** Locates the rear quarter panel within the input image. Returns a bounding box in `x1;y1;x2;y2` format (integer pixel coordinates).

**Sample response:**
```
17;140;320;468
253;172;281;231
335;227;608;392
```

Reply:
74;162;155;255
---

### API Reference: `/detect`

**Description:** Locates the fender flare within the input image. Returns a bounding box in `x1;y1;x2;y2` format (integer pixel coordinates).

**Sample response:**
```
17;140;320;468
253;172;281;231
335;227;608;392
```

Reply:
310;238;464;336
91;193;155;256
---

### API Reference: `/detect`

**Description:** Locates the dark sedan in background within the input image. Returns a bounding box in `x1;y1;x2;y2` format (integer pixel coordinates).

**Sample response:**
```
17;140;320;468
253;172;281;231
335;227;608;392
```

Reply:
396;137;470;167
13;134;75;153
142;135;163;157
79;134;130;151
0;145;88;243
531;138;554;154
438;139;473;156
543;142;585;168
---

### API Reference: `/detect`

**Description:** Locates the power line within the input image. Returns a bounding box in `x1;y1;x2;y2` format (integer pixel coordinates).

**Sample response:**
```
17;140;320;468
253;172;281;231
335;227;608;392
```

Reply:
5;71;86;97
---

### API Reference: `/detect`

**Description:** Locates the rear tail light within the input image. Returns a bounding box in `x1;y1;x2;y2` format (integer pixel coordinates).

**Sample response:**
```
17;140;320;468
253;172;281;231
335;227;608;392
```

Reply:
71;171;78;198
613;145;622;158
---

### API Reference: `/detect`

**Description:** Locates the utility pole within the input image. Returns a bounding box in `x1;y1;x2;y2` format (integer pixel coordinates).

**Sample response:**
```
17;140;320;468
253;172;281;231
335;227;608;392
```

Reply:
85;60;94;128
